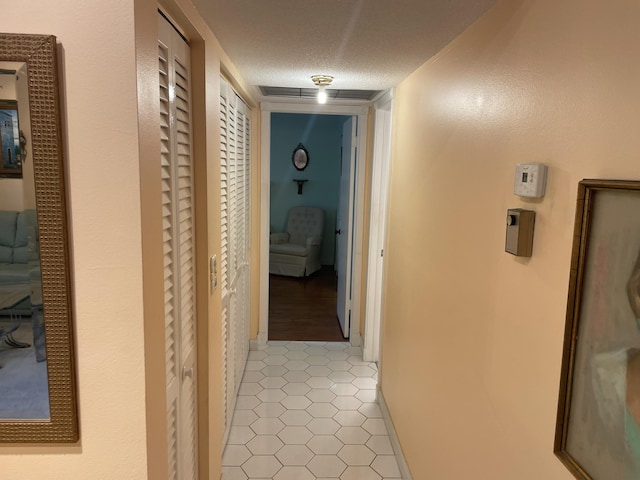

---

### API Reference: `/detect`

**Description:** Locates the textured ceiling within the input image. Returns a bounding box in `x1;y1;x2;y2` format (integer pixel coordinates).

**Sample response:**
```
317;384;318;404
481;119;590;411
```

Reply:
192;0;500;100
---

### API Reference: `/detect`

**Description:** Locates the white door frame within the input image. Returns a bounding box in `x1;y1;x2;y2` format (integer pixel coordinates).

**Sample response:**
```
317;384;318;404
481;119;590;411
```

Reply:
363;90;394;362
258;102;369;346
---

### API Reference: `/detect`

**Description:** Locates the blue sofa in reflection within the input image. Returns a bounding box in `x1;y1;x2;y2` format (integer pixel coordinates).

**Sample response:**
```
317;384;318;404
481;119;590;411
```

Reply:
0;209;45;361
0;210;38;291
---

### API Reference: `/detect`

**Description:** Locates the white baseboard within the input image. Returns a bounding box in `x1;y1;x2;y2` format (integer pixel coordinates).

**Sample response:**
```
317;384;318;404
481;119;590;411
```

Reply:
350;332;362;347
377;387;412;480
250;331;268;350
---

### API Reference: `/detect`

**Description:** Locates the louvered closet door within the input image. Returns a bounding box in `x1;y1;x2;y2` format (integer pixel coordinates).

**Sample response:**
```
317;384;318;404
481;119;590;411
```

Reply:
159;13;198;480
220;78;252;441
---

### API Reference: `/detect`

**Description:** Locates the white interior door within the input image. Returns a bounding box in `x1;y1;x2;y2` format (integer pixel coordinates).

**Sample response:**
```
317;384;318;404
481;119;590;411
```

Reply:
158;12;198;480
220;78;251;443
364;95;393;362
336;116;357;338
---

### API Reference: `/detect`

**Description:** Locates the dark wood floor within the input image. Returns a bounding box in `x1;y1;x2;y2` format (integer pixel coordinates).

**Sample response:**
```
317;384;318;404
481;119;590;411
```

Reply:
269;266;346;342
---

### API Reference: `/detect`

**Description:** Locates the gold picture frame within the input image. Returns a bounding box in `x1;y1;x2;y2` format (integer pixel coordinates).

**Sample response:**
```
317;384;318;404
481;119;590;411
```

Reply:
0;33;78;443
555;179;640;478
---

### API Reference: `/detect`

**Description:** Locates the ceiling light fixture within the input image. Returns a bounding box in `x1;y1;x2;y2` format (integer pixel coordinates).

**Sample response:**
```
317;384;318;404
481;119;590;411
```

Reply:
311;75;333;104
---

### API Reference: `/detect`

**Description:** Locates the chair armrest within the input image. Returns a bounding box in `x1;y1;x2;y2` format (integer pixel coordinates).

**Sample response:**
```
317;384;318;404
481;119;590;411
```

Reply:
306;236;322;247
270;232;290;245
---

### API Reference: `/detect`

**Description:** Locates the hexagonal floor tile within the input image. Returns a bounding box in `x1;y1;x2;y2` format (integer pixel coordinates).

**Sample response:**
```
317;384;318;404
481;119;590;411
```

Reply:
265;345;288;355
284;342;307;351
338;444;376;466
235;395;260;410
349;365;377;377
257;388;287;403
261;365;289;377
263;354;288;366
305;355;330;366
366;435;394;455
306;402;338;418
283;370;311;383
328;371;355;383
341;466;382;480
241;455;282;478
371;455;401;478
251;417;285;435
325;342;349;350
277;426;313;445
245;360;266;371
352;377;377;390
358;403;382;418
307;417;341;435
354;389;376;403
275;444;314;466
284;360;310;371
246;434;284;455
362;418;387;435
273;466;315;480
260;376;288;389
306;455;347;477
254;402;286;418
335;426;371;445
347;355;368;366
282;382;311;396
238;383;263;396
331;396;362;411
222;444;251;466
305;345;329;356
284;350;309;360
279;410;312;426
326;360;352;371
306;377;334;389
306;365;332;377
306;388;336;403
281;395;312;410
307;434;344;455
334;410;366;427
241;371;265;383
231;409;258;426
227;425;256;444
325;350;349;360
222;466;248;480
330;383;359;396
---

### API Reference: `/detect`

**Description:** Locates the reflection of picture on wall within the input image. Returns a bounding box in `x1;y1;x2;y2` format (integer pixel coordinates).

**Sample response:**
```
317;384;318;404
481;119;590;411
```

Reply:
0;101;22;178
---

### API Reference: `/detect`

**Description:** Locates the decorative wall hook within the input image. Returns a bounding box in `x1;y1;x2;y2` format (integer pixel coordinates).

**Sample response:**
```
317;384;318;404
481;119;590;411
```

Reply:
293;179;308;195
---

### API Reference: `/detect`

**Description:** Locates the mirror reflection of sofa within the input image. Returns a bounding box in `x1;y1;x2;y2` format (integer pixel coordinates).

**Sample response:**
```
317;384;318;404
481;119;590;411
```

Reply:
270;206;324;277
0;210;38;294
0;209;45;361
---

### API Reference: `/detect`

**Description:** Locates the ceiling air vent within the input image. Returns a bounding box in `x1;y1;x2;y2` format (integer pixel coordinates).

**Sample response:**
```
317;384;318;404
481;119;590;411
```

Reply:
259;86;380;102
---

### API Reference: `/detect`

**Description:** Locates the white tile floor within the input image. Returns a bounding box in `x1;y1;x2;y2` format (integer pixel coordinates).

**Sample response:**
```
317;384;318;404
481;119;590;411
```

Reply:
222;341;402;480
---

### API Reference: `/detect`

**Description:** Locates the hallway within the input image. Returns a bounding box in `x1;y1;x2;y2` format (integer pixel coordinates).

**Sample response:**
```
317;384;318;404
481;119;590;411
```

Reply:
222;342;401;479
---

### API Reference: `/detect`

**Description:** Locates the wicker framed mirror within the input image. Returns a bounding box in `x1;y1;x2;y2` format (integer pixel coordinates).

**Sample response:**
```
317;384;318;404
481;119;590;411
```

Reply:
0;33;77;443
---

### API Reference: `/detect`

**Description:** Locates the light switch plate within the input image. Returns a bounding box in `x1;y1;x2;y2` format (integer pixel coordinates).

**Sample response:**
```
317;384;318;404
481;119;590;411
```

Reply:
514;163;547;198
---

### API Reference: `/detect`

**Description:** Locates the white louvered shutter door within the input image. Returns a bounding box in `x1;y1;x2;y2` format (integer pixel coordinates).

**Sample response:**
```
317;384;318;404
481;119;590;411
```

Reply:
220;78;251;441
159;13;198;480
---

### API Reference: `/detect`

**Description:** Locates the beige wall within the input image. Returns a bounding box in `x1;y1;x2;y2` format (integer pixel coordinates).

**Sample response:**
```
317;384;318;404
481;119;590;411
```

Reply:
1;1;148;478
381;0;640;478
1;0;255;478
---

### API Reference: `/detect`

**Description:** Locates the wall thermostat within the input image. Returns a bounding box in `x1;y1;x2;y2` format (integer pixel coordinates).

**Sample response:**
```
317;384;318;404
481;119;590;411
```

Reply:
514;163;547;198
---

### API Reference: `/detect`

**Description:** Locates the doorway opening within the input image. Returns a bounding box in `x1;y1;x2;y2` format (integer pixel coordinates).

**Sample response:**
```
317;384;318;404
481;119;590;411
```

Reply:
267;112;352;342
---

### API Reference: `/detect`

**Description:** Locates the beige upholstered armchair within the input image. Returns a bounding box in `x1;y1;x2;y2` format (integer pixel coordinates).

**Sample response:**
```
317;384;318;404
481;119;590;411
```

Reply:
270;206;324;277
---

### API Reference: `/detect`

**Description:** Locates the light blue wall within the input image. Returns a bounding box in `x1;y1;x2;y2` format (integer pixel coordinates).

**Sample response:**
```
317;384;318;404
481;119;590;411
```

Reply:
270;113;349;266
